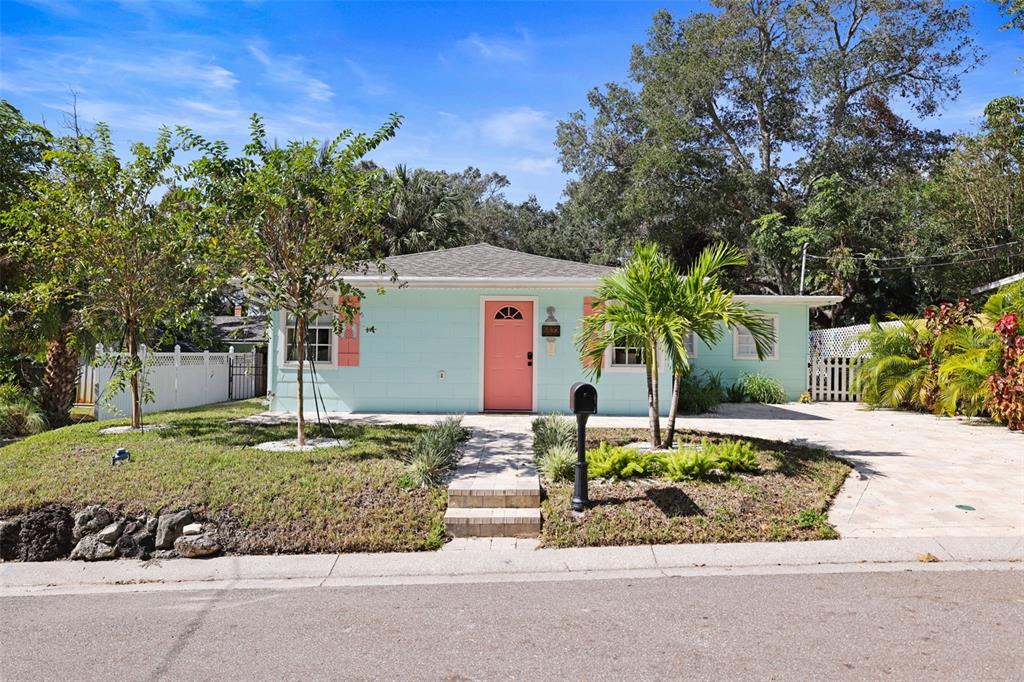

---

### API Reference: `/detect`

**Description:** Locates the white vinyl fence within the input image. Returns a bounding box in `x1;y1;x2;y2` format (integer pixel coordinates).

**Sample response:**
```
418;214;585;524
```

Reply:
807;321;901;402
90;344;237;421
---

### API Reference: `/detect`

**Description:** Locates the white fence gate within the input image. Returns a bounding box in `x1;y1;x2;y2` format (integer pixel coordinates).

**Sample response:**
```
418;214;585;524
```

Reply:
807;321;901;402
90;344;234;421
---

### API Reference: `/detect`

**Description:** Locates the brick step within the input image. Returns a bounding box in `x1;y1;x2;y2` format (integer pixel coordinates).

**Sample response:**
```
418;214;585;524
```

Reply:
443;508;541;538
447;476;541;509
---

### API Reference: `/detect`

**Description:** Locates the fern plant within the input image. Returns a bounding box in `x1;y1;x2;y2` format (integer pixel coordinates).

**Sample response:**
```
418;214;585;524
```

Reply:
700;438;759;472
661;449;717;481
586;442;662;480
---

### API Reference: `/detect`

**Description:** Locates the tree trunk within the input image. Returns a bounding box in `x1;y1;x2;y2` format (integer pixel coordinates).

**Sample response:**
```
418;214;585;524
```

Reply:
40;314;79;427
645;339;661;448
295;316;306;446
662;373;681;450
127;322;141;429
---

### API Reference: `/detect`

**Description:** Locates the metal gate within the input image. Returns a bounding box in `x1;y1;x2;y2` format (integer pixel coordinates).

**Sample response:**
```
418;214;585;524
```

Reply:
228;350;267;400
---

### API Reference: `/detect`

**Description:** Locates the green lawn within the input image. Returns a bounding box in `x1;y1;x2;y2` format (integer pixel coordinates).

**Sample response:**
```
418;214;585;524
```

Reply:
0;400;447;553
541;428;850;547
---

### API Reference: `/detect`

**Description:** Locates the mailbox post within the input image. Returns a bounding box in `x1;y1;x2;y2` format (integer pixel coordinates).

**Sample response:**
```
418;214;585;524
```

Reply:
569;382;598;512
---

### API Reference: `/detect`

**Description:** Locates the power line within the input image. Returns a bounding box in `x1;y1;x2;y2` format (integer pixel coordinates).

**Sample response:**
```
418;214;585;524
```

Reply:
860;250;1024;273
804;240;1022;262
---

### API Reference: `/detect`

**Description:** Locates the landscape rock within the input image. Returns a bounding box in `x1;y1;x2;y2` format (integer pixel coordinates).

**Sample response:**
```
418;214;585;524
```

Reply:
151;549;179;560
73;505;114;540
18;507;73;561
0;519;22;561
114;519;156;559
155;510;193;549
174;533;221;558
182;522;202;536
95;521;124;544
70;534;117;561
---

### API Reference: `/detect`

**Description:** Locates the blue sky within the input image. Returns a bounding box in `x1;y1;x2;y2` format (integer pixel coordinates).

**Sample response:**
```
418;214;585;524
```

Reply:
1;1;1020;207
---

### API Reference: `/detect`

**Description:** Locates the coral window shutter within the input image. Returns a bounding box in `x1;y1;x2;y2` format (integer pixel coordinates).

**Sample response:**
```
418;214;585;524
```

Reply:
583;296;603;369
337;296;360;367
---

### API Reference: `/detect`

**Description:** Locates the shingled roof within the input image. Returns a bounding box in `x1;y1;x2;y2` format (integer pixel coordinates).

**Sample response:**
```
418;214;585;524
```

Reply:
346;243;616;283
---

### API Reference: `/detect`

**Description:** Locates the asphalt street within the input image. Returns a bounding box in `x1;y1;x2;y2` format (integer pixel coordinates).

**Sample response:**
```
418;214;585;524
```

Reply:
2;569;1022;681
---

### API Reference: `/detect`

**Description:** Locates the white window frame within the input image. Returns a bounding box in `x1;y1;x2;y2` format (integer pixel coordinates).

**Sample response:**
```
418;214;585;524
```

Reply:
280;311;335;367
605;332;697;371
608;344;646;369
684;332;698;358
733;314;779;360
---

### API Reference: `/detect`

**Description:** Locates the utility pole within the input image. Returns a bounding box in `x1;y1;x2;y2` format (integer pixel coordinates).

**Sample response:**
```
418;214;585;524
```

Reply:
799;242;809;295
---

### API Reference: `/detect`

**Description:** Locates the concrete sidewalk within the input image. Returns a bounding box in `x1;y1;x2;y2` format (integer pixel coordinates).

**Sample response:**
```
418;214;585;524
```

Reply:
3;535;1020;597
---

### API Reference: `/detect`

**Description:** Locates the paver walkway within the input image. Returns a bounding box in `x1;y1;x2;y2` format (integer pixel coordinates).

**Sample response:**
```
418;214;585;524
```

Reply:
587;403;1024;538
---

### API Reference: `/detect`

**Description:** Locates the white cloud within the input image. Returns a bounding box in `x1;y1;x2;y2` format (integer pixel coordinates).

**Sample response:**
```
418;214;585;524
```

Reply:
480;107;550;148
457;30;532;63
248;42;333;102
344;59;390;97
510;156;558;174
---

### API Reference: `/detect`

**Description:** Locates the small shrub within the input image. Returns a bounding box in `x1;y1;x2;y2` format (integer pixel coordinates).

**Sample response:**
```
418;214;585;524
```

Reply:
0;383;30;406
726;382;746;403
793;508;829;530
433;415;471;449
404;416;469;487
661;449;717;481
531;413;575;461
738;373;787;404
538;443;576;482
799;391;812;404
0;398;48;438
677;371;726;414
586;442;662;480
700;438;759;472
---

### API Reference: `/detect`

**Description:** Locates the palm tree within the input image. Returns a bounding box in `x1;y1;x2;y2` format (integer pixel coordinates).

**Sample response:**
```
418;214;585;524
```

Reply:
661;244;775;448
382;165;467;255
578;241;773;448
853;316;934;410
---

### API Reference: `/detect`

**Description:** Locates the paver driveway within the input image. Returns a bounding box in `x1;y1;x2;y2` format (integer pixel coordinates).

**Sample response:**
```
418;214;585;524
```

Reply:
589;403;1023;538
298;403;1023;539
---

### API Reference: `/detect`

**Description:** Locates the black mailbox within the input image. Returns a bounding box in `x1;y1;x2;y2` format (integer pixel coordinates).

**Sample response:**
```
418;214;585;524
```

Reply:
570;382;598;415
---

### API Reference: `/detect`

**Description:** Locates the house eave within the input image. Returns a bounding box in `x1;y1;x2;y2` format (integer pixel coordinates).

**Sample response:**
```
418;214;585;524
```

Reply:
339;276;845;306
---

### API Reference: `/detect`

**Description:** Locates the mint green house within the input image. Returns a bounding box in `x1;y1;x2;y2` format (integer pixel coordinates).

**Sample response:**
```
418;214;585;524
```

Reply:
267;244;841;416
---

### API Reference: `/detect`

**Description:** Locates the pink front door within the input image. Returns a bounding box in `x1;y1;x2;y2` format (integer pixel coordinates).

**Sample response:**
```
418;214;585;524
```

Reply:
483;300;534;411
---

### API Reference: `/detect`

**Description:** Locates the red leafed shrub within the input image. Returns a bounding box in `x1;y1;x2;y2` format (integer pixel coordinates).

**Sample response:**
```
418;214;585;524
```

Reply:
987;313;1024;431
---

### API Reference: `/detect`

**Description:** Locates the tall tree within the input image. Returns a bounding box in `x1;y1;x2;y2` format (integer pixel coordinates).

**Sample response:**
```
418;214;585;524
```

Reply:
578;241;773;448
11;123;215;428
381;164;467;254
558;1;983;306
0;101;52;388
182;114;401;445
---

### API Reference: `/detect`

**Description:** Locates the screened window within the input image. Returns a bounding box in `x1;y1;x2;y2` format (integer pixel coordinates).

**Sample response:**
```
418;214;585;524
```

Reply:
285;313;333;363
684;332;698;357
733;316;779;360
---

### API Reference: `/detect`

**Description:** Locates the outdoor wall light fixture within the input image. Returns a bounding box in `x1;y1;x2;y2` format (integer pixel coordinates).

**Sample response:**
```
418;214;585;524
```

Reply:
542;306;560;356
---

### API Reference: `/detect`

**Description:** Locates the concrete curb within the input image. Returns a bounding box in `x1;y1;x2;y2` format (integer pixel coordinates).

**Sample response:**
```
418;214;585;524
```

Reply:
2;535;1021;597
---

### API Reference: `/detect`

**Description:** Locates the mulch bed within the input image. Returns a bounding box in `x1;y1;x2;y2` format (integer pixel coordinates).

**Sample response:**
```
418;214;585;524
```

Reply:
541;427;850;547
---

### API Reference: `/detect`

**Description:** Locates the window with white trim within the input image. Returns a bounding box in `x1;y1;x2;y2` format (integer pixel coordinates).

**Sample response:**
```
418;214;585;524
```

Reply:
684;332;698;357
285;313;333;363
610;344;644;367
733;315;779;360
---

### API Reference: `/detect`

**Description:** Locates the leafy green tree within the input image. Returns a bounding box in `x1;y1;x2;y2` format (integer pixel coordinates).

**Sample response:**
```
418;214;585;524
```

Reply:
9;123;216;428
578;241;773;447
0;101;52;386
558;1;982;303
181;113;402;445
